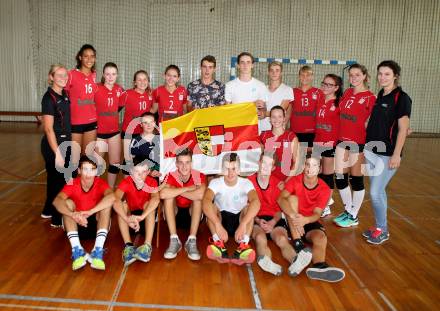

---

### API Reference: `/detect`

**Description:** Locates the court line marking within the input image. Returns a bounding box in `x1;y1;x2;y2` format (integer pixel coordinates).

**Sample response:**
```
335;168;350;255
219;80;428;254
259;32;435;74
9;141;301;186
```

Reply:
0;294;274;311
107;234;141;311
363;193;440;203
246;263;263;310
388;207;418;229
0;303;103;311
378;292;398;311
328;243;384;311
0;179;46;185
0;169;46;200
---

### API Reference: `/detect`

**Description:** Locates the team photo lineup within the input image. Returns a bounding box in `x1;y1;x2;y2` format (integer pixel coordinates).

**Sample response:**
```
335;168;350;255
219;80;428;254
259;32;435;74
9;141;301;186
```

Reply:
41;45;412;284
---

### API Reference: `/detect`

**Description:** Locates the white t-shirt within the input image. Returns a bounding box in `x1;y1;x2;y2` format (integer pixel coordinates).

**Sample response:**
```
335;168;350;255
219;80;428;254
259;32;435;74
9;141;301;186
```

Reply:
208;176;255;214
259;83;294;132
225;77;269;104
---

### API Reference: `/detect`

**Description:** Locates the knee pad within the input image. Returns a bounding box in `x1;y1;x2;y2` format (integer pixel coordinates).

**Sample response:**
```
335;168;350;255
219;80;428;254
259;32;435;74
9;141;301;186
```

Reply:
108;164;120;174
349;175;364;191
335;173;349;189
319;173;335;189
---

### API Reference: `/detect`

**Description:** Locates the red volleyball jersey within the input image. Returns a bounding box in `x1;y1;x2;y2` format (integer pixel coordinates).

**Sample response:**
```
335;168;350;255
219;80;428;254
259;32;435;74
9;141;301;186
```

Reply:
290;87;323;133
95;83;124;134
153;85;188;122
61;177;110;212
260;130;296;181
117;175;158;211
65;69;98;125
119;89;153;134
338;88;376;144
248;173;282;217
284;174;330;217
314;98;340;146
165;169;206;208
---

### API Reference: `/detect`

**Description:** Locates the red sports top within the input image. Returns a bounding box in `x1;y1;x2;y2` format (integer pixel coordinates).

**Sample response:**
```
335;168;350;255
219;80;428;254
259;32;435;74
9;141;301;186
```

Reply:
65;69;98;125
284;174;330;217
165;169;206;208
61;177;110;212
117;175;158;211
248;173;282;217
314;98;340;146
119;89;153;135
95;83;124;134
338;88;375;144
153;85;188;122
260;130;296;181
290;87;323;133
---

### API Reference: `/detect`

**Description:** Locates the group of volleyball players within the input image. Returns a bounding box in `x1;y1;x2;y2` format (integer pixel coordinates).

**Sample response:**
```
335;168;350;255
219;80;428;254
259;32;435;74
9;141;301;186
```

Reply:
41;46;411;282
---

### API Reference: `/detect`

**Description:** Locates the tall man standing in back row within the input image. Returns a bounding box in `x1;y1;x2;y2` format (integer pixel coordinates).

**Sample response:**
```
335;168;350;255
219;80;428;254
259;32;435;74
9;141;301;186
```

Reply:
187;55;225;110
225;52;269;133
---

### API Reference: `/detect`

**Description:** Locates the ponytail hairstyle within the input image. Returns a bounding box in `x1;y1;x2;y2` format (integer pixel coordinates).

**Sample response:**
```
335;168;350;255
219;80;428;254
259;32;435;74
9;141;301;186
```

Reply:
75;44;96;71
348;63;370;88
323;74;343;107
132;69;151;94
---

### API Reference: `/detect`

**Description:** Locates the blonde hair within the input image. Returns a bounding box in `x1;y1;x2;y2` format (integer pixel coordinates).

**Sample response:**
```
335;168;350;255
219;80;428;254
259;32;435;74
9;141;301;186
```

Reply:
47;64;67;85
268;61;283;71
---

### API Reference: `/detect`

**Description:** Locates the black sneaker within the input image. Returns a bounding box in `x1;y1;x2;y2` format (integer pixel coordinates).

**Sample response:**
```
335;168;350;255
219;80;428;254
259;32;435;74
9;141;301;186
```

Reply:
306;262;345;282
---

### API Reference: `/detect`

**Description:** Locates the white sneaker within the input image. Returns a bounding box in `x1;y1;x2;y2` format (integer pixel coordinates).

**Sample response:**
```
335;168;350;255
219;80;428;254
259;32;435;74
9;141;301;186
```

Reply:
288;248;313;277
328;197;334;205
257;255;282;276
321;205;331;218
184;238;201;261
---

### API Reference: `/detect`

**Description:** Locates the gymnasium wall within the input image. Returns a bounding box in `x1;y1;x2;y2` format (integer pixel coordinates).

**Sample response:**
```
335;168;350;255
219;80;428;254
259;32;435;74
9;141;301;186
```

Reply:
0;0;439;133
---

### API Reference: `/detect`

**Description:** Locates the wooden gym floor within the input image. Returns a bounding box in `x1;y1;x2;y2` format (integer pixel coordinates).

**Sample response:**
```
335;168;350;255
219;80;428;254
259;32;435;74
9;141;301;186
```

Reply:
0;123;438;311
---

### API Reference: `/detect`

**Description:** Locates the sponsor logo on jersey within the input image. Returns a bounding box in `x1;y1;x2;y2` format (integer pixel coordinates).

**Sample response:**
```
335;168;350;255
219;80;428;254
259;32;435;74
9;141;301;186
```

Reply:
179;94;184;101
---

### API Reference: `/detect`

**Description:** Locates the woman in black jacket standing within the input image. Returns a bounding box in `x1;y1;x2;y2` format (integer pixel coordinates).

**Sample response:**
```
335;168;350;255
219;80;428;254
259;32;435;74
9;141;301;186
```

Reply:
364;60;412;244
40;64;72;227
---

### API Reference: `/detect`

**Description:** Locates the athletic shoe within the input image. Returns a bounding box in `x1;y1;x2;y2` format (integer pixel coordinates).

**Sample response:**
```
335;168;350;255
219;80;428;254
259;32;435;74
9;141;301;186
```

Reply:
328;197;334;205
71;246;88;271
122;245;136;266
288;248;312;277
366;228;390;245
231;242;256;266
184;238;201;261
164;237;182;259
135;243;152;262
89;247;105;270
362;227;376;239
306;262;345;282
335;213;359;227
206;239;229;263
333;211;349;223
257;255;282;276
321;206;331;218
40;213;52;219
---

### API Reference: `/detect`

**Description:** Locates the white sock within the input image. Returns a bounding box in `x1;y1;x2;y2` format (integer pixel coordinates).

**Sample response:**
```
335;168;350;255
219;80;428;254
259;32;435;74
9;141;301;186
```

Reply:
170;234;179;240
241;234;250;244
351;189;365;218
94;229;108;249
67;231;81;249
212;233;220;242
187;235;196;241
338;186;352;212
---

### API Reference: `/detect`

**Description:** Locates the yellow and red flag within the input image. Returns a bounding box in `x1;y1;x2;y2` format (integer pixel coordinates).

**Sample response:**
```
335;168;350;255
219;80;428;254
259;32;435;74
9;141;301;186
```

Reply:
160;103;261;176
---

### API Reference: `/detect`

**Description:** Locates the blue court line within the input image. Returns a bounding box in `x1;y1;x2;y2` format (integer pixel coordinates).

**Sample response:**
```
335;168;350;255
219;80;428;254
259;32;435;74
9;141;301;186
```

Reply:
0;294;283;311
